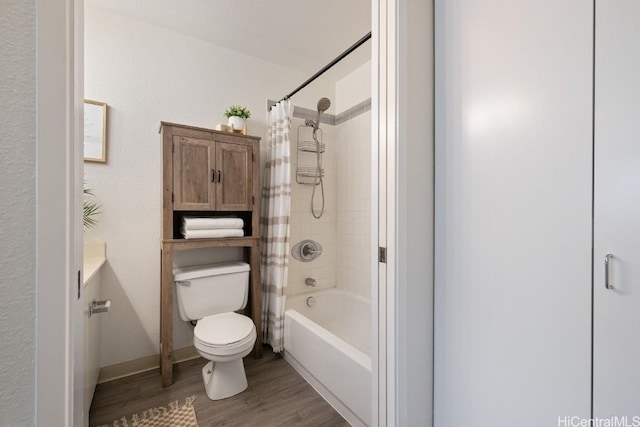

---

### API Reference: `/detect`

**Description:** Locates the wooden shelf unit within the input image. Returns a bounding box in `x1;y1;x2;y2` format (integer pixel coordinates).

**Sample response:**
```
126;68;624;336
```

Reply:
160;122;262;387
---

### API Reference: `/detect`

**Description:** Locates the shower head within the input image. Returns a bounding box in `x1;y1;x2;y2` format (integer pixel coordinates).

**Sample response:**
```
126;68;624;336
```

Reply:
317;97;331;113
313;97;331;131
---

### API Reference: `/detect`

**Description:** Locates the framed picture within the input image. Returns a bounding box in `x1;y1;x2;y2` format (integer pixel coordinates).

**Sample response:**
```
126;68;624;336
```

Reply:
84;99;107;163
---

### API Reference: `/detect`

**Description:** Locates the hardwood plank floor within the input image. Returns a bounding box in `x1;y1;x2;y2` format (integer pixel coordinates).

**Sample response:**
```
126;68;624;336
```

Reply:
90;347;349;427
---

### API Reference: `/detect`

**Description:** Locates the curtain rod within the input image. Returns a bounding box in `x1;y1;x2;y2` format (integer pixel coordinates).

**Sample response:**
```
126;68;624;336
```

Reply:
279;31;372;103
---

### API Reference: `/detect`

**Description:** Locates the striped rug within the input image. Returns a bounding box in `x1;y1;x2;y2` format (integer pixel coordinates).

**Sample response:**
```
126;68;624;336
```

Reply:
98;395;198;427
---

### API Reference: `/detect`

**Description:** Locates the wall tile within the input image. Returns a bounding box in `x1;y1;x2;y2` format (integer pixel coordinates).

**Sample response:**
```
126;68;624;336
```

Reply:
286;72;371;302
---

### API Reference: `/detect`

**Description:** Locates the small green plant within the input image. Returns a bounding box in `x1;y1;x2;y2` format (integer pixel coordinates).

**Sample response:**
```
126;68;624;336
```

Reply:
83;184;101;230
224;105;251;119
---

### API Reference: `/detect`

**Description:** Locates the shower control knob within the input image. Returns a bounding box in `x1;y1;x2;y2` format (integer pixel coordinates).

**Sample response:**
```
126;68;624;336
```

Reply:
291;239;323;262
305;278;318;287
301;241;322;259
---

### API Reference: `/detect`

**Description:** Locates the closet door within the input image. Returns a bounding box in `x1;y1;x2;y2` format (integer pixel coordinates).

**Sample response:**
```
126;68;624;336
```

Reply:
434;1;593;425
593;0;640;417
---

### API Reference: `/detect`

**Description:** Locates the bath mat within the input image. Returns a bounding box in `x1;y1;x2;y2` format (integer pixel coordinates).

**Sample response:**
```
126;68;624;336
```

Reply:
98;395;198;427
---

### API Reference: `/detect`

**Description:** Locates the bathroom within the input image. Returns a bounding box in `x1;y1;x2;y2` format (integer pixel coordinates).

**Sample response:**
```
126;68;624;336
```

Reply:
82;1;374;425
11;0;640;426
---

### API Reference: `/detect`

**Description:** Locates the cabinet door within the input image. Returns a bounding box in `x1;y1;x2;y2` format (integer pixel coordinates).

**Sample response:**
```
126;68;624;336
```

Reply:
593;0;640;417
215;141;253;211
173;136;215;210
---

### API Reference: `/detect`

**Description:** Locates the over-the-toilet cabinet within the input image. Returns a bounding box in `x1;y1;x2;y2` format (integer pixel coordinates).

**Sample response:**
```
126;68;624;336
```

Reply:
159;122;262;388
172;135;255;212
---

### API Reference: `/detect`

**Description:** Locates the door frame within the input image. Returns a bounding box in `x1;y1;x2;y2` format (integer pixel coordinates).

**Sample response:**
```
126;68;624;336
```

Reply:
372;0;390;423
45;1;436;426
374;0;434;425
36;0;84;424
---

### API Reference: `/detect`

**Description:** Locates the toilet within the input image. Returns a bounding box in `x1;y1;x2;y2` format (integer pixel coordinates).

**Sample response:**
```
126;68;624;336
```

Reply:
173;262;256;400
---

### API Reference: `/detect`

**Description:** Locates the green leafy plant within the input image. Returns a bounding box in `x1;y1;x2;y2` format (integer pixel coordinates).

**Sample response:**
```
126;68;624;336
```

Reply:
83;184;101;230
224;105;251;119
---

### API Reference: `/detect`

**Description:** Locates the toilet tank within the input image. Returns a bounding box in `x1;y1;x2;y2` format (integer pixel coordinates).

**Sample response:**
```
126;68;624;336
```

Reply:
173;262;250;322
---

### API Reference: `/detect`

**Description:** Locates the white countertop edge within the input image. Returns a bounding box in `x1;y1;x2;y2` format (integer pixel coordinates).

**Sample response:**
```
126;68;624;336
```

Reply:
83;242;107;287
83;257;106;287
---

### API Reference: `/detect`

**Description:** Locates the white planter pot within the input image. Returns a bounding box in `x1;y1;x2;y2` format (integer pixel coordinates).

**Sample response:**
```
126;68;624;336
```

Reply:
227;116;246;131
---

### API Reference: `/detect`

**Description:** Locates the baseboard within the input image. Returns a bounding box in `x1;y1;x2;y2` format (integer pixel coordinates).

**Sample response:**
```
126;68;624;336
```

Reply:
97;346;201;384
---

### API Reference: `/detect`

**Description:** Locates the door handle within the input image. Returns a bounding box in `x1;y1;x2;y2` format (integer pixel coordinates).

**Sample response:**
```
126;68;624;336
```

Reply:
217;170;221;183
605;253;614;290
211;169;216;182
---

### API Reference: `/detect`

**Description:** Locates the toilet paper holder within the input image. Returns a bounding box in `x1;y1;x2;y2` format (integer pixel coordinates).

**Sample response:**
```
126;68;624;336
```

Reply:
89;299;111;317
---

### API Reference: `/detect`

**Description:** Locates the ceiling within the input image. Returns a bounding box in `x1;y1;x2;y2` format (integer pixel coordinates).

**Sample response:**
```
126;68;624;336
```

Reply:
85;0;372;77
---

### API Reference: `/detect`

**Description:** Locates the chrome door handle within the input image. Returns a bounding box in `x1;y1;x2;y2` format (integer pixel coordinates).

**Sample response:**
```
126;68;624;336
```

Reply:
605;253;614;290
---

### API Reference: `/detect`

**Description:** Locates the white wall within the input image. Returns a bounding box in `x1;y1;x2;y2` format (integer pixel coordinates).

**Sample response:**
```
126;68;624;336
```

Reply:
336;61;371;112
84;4;335;365
336;61;372;300
0;1;36;425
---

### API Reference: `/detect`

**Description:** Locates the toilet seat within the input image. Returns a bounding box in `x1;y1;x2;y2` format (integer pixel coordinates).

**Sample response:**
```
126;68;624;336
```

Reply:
194;312;256;356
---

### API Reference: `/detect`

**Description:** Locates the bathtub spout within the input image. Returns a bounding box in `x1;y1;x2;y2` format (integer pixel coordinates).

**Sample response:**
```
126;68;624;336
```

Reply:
305;278;317;287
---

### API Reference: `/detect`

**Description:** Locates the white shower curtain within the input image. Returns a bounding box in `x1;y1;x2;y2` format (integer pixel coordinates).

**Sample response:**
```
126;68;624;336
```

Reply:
260;100;292;352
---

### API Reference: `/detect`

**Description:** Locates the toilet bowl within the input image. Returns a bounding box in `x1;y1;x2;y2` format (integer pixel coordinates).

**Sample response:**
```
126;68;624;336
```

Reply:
173;262;255;400
193;312;256;400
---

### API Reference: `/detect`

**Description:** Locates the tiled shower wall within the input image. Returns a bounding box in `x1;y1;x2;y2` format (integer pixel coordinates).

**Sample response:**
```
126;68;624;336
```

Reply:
286;61;372;299
335;62;372;300
335;111;372;299
286;118;338;295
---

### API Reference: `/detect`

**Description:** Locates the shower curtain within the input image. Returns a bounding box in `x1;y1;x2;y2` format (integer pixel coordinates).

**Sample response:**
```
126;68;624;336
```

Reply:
260;100;292;352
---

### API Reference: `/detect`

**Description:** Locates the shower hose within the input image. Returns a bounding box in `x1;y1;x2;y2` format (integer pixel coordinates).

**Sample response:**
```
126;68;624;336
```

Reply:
311;128;325;219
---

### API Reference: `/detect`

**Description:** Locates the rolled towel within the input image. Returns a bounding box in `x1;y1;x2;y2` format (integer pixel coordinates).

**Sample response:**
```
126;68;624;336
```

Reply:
182;216;244;230
182;228;244;239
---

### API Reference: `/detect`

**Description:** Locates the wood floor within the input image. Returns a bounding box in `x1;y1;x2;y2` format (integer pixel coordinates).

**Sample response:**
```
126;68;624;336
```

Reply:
89;347;349;427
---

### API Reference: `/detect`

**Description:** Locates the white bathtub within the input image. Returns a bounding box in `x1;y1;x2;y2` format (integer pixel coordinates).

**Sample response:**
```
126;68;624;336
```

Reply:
283;289;371;427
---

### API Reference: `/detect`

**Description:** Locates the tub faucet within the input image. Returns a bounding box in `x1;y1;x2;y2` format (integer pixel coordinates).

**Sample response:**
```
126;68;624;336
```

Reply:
305;278;317;287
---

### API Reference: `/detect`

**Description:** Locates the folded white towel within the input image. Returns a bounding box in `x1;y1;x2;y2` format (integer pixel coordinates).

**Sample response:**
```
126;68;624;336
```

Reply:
182;216;244;230
182;228;244;239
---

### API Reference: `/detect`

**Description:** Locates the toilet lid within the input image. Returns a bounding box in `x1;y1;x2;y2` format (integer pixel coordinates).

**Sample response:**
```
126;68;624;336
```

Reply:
194;312;255;346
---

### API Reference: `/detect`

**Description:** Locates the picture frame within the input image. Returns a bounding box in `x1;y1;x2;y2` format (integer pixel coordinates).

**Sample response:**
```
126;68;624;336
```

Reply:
84;99;107;163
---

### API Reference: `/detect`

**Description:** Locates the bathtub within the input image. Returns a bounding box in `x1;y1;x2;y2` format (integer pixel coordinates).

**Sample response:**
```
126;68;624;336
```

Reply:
283;289;371;427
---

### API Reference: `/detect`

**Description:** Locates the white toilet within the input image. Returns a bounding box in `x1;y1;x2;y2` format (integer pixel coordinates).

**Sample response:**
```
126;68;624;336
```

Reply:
173;262;256;400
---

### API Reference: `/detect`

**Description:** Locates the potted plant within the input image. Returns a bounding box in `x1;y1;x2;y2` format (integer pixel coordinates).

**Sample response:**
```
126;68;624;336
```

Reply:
224;105;251;131
84;184;101;230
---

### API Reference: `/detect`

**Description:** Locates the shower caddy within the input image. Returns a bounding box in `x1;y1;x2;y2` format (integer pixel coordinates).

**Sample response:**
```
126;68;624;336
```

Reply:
296;124;324;185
